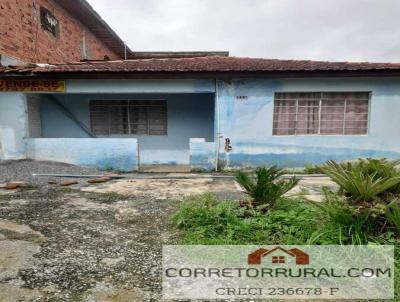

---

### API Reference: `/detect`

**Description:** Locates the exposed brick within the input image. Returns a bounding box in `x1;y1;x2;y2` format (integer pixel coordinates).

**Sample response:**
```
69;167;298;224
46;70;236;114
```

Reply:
0;0;120;63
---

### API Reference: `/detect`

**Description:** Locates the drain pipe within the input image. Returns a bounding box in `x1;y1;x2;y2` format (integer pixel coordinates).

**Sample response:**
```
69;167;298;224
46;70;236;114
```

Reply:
214;79;221;171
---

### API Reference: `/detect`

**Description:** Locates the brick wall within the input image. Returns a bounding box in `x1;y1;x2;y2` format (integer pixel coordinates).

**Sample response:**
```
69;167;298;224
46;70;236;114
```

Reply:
0;0;121;63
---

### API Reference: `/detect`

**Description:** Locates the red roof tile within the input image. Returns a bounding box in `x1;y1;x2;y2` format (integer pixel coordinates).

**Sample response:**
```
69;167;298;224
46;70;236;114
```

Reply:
2;56;400;75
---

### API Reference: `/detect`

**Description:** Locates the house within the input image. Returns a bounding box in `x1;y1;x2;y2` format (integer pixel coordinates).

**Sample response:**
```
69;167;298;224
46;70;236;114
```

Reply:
1;56;400;172
0;0;127;65
248;247;309;265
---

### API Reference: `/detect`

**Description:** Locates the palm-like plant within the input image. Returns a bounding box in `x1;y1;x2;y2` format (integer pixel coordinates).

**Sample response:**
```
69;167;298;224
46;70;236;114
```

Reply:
322;159;400;202
386;200;400;234
235;166;299;211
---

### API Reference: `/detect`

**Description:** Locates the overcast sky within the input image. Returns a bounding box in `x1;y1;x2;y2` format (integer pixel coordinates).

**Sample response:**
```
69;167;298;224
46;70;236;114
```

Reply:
87;0;400;62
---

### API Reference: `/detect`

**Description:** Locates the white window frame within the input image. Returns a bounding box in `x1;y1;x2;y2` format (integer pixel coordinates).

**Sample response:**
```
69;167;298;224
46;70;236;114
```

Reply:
272;91;371;136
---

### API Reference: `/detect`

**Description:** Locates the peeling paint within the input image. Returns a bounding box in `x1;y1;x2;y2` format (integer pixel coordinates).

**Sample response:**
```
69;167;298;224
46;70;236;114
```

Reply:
25;138;138;171
216;77;400;168
190;138;216;171
2;77;400;170
0;93;27;160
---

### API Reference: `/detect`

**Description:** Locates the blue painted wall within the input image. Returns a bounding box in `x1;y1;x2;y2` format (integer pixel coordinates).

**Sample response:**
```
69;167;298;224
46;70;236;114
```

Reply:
65;79;215;94
3;77;400;170
0;93;27;160
39;93;215;165
25;138;138;171
217;77;400;168
190;138;216;171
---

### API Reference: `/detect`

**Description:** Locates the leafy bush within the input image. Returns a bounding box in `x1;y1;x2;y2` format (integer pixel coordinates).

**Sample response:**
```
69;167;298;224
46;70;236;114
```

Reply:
309;158;400;238
235;166;299;211
322;159;400;202
172;188;400;299
309;189;374;244
386;200;400;234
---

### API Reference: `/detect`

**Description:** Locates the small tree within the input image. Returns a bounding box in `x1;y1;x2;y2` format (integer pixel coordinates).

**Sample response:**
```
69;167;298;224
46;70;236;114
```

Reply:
235;166;299;211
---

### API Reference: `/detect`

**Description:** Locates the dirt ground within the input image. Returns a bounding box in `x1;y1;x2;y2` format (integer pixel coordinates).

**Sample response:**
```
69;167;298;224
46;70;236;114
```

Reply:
0;187;173;301
0;162;246;301
0;160;336;301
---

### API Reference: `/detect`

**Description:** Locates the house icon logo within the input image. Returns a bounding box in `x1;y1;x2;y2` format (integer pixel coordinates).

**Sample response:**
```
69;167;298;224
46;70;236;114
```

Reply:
248;247;309;265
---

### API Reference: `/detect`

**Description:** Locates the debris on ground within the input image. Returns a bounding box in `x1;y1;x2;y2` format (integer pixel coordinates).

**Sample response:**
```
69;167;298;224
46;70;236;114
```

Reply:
0;181;26;190
87;177;112;184
0;160;101;187
60;180;79;186
33;174;124;179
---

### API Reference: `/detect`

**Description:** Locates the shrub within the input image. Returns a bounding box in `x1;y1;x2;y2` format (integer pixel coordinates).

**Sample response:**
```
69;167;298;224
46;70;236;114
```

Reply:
386;200;400;234
172;191;400;299
309;189;373;243
322;159;400;202
311;158;400;237
235;166;299;211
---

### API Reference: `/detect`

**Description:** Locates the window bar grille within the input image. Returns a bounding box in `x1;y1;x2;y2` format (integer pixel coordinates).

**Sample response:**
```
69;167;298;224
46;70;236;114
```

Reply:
108;106;111;136
343;98;347;135
295;98;299;135
127;103;131;135
147;107;150;135
318;98;322;135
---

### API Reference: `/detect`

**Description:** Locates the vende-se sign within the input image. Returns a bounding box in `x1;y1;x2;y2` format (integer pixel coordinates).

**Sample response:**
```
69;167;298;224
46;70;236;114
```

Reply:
0;80;65;92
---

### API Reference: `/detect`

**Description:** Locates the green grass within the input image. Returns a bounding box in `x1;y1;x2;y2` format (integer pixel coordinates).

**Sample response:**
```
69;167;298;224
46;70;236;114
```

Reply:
172;193;400;300
173;193;384;245
173;193;330;245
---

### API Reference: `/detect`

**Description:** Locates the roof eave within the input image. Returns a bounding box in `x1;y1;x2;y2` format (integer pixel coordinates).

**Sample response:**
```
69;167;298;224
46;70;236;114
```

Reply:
2;69;400;79
56;0;131;58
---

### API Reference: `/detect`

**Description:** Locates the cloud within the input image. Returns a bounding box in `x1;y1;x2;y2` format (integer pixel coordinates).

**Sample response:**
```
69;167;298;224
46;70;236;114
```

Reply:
88;0;400;62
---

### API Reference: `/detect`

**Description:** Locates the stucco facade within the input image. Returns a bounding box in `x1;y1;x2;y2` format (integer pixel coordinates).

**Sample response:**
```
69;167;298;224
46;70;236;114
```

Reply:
216;77;400;168
0;77;399;171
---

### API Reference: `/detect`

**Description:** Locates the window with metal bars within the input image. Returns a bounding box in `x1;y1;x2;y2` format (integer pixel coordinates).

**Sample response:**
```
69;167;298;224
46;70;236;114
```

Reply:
273;92;370;135
89;100;167;136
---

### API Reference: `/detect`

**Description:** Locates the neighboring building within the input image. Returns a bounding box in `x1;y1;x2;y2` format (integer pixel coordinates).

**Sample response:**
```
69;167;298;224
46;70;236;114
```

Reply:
1;56;400;172
0;0;127;64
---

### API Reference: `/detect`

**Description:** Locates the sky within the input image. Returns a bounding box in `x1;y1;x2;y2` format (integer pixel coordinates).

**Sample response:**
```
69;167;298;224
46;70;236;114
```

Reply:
87;0;400;62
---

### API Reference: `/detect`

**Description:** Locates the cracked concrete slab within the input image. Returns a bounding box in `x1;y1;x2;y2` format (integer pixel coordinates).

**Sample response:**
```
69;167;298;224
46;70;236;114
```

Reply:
0;240;41;281
0;283;42;302
84;282;148;302
285;176;338;202
81;178;239;199
0;218;45;242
